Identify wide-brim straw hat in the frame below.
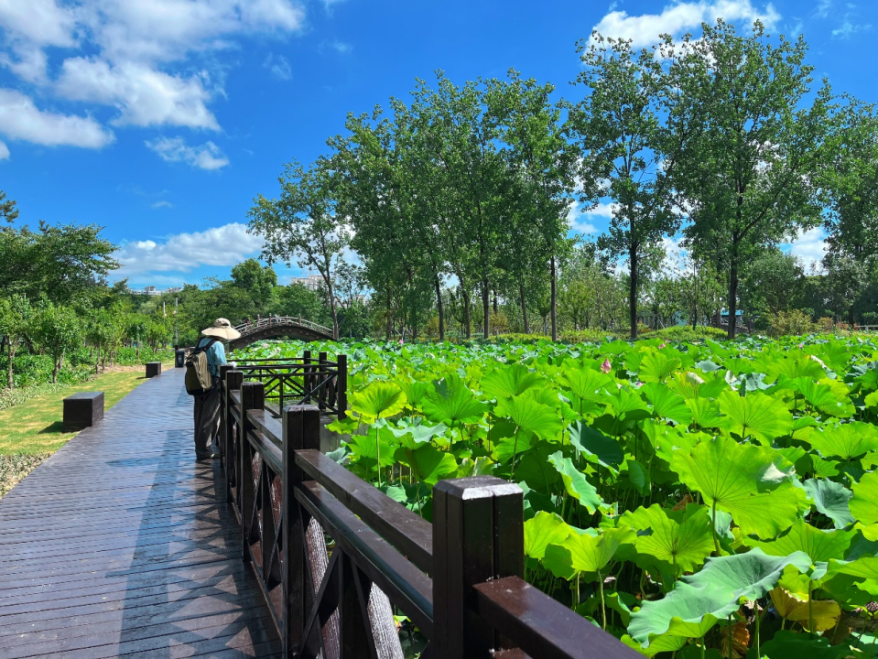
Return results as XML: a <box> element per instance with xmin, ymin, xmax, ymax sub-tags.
<box><xmin>201</xmin><ymin>318</ymin><xmax>241</xmax><ymax>341</ymax></box>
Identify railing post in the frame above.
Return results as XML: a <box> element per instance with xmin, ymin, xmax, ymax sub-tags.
<box><xmin>282</xmin><ymin>404</ymin><xmax>321</xmax><ymax>657</ymax></box>
<box><xmin>318</xmin><ymin>351</ymin><xmax>328</xmax><ymax>411</ymax></box>
<box><xmin>303</xmin><ymin>350</ymin><xmax>312</xmax><ymax>404</ymax></box>
<box><xmin>240</xmin><ymin>381</ymin><xmax>264</xmax><ymax>564</ymax></box>
<box><xmin>223</xmin><ymin>369</ymin><xmax>243</xmax><ymax>503</ymax></box>
<box><xmin>337</xmin><ymin>354</ymin><xmax>347</xmax><ymax>420</ymax></box>
<box><xmin>432</xmin><ymin>477</ymin><xmax>524</xmax><ymax>659</ymax></box>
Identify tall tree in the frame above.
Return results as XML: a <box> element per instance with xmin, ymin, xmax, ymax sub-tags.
<box><xmin>567</xmin><ymin>34</ymin><xmax>680</xmax><ymax>339</ymax></box>
<box><xmin>248</xmin><ymin>158</ymin><xmax>347</xmax><ymax>339</ymax></box>
<box><xmin>493</xmin><ymin>70</ymin><xmax>578</xmax><ymax>341</ymax></box>
<box><xmin>0</xmin><ymin>295</ymin><xmax>31</xmax><ymax>389</ymax></box>
<box><xmin>666</xmin><ymin>20</ymin><xmax>831</xmax><ymax>337</ymax></box>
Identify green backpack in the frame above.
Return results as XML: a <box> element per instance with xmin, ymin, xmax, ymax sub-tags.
<box><xmin>184</xmin><ymin>338</ymin><xmax>219</xmax><ymax>396</ymax></box>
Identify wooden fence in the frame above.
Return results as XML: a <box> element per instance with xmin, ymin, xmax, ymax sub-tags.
<box><xmin>219</xmin><ymin>369</ymin><xmax>639</xmax><ymax>659</ymax></box>
<box><xmin>228</xmin><ymin>351</ymin><xmax>347</xmax><ymax>418</ymax></box>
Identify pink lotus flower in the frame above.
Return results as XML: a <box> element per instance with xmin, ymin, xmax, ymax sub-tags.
<box><xmin>601</xmin><ymin>358</ymin><xmax>612</xmax><ymax>374</ymax></box>
<box><xmin>659</xmin><ymin>343</ymin><xmax>667</xmax><ymax>349</ymax></box>
<box><xmin>798</xmin><ymin>343</ymin><xmax>804</xmax><ymax>349</ymax></box>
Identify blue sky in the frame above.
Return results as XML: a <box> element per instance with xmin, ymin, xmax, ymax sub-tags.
<box><xmin>0</xmin><ymin>0</ymin><xmax>874</xmax><ymax>289</ymax></box>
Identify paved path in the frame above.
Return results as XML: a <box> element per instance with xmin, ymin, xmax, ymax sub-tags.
<box><xmin>0</xmin><ymin>368</ymin><xmax>281</xmax><ymax>658</ymax></box>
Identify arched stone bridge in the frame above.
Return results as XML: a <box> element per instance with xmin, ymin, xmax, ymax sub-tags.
<box><xmin>229</xmin><ymin>316</ymin><xmax>334</xmax><ymax>349</ymax></box>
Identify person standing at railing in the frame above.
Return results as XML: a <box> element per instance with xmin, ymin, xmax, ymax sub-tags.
<box><xmin>192</xmin><ymin>318</ymin><xmax>240</xmax><ymax>460</ymax></box>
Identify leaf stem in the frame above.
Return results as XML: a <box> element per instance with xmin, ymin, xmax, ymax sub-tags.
<box><xmin>598</xmin><ymin>569</ymin><xmax>607</xmax><ymax>630</ymax></box>
<box><xmin>509</xmin><ymin>427</ymin><xmax>521</xmax><ymax>480</ymax></box>
<box><xmin>711</xmin><ymin>500</ymin><xmax>720</xmax><ymax>554</ymax></box>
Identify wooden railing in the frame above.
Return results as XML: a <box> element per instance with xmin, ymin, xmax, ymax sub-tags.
<box><xmin>228</xmin><ymin>351</ymin><xmax>347</xmax><ymax>418</ymax></box>
<box><xmin>219</xmin><ymin>371</ymin><xmax>639</xmax><ymax>659</ymax></box>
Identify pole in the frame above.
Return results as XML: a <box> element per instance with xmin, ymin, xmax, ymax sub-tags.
<box><xmin>174</xmin><ymin>297</ymin><xmax>179</xmax><ymax>346</ymax></box>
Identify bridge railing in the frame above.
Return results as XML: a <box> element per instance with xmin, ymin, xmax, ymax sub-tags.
<box><xmin>234</xmin><ymin>316</ymin><xmax>334</xmax><ymax>338</ymax></box>
<box><xmin>226</xmin><ymin>351</ymin><xmax>347</xmax><ymax>418</ymax></box>
<box><xmin>218</xmin><ymin>373</ymin><xmax>639</xmax><ymax>659</ymax></box>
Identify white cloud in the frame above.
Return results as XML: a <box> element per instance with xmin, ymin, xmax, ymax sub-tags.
<box><xmin>815</xmin><ymin>0</ymin><xmax>832</xmax><ymax>19</ymax></box>
<box><xmin>0</xmin><ymin>0</ymin><xmax>309</xmax><ymax>147</ymax></box>
<box><xmin>329</xmin><ymin>40</ymin><xmax>352</xmax><ymax>54</ymax></box>
<box><xmin>146</xmin><ymin>137</ymin><xmax>230</xmax><ymax>170</ymax></box>
<box><xmin>321</xmin><ymin>0</ymin><xmax>346</xmax><ymax>13</ymax></box>
<box><xmin>784</xmin><ymin>226</ymin><xmax>827</xmax><ymax>267</ymax></box>
<box><xmin>151</xmin><ymin>200</ymin><xmax>173</xmax><ymax>209</ymax></box>
<box><xmin>832</xmin><ymin>15</ymin><xmax>872</xmax><ymax>38</ymax></box>
<box><xmin>263</xmin><ymin>53</ymin><xmax>292</xmax><ymax>81</ymax></box>
<box><xmin>114</xmin><ymin>222</ymin><xmax>264</xmax><ymax>277</ymax></box>
<box><xmin>0</xmin><ymin>88</ymin><xmax>114</xmax><ymax>147</ymax></box>
<box><xmin>567</xmin><ymin>201</ymin><xmax>601</xmax><ymax>235</ymax></box>
<box><xmin>56</xmin><ymin>58</ymin><xmax>218</xmax><ymax>129</ymax></box>
<box><xmin>591</xmin><ymin>0</ymin><xmax>781</xmax><ymax>48</ymax></box>
<box><xmin>0</xmin><ymin>140</ymin><xmax>8</xmax><ymax>160</ymax></box>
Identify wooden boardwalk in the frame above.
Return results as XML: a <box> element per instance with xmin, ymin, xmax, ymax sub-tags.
<box><xmin>0</xmin><ymin>369</ymin><xmax>281</xmax><ymax>658</ymax></box>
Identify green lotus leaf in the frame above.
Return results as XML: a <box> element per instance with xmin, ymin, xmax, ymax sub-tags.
<box><xmin>524</xmin><ymin>511</ymin><xmax>570</xmax><ymax>560</ymax></box>
<box><xmin>393</xmin><ymin>443</ymin><xmax>457</xmax><ymax>486</ymax></box>
<box><xmin>492</xmin><ymin>431</ymin><xmax>536</xmax><ymax>464</ymax></box>
<box><xmin>685</xmin><ymin>397</ymin><xmax>726</xmax><ymax>430</ymax></box>
<box><xmin>604</xmin><ymin>388</ymin><xmax>651</xmax><ymax>422</ymax></box>
<box><xmin>641</xmin><ymin>383</ymin><xmax>693</xmax><ymax>425</ymax></box>
<box><xmin>346</xmin><ymin>424</ymin><xmax>397</xmax><ymax>469</ymax></box>
<box><xmin>560</xmin><ymin>368</ymin><xmax>614</xmax><ymax>415</ymax></box>
<box><xmin>422</xmin><ymin>375</ymin><xmax>487</xmax><ymax>426</ymax></box>
<box><xmin>695</xmin><ymin>359</ymin><xmax>721</xmax><ymax>373</ymax></box>
<box><xmin>568</xmin><ymin>420</ymin><xmax>624</xmax><ymax>468</ymax></box>
<box><xmin>767</xmin><ymin>356</ymin><xmax>826</xmax><ymax>381</ymax></box>
<box><xmin>350</xmin><ymin>381</ymin><xmax>407</xmax><ymax>422</ymax></box>
<box><xmin>792</xmin><ymin>378</ymin><xmax>854</xmax><ymax>418</ymax></box>
<box><xmin>639</xmin><ymin>351</ymin><xmax>682</xmax><ymax>383</ymax></box>
<box><xmin>606</xmin><ymin>591</ymin><xmax>637</xmax><ymax>627</ymax></box>
<box><xmin>750</xmin><ymin>518</ymin><xmax>855</xmax><ymax>562</ymax></box>
<box><xmin>562</xmin><ymin>525</ymin><xmax>635</xmax><ymax>574</ymax></box>
<box><xmin>850</xmin><ymin>470</ymin><xmax>878</xmax><ymax>526</ymax></box>
<box><xmin>717</xmin><ymin>390</ymin><xmax>793</xmax><ymax>444</ymax></box>
<box><xmin>547</xmin><ymin>451</ymin><xmax>603</xmax><ymax>513</ymax></box>
<box><xmin>626</xmin><ymin>459</ymin><xmax>650</xmax><ymax>496</ymax></box>
<box><xmin>628</xmin><ymin>549</ymin><xmax>813</xmax><ymax>646</ymax></box>
<box><xmin>496</xmin><ymin>390</ymin><xmax>562</xmax><ymax>441</ymax></box>
<box><xmin>516</xmin><ymin>443</ymin><xmax>563</xmax><ymax>492</ymax></box>
<box><xmin>759</xmin><ymin>630</ymin><xmax>851</xmax><ymax>659</ymax></box>
<box><xmin>806</xmin><ymin>422</ymin><xmax>878</xmax><ymax>461</ymax></box>
<box><xmin>671</xmin><ymin>435</ymin><xmax>800</xmax><ymax>538</ymax></box>
<box><xmin>620</xmin><ymin>504</ymin><xmax>715</xmax><ymax>578</ymax></box>
<box><xmin>621</xmin><ymin>633</ymin><xmax>688</xmax><ymax>658</ymax></box>
<box><xmin>388</xmin><ymin>417</ymin><xmax>447</xmax><ymax>450</ymax></box>
<box><xmin>397</xmin><ymin>380</ymin><xmax>433</xmax><ymax>410</ymax></box>
<box><xmin>480</xmin><ymin>364</ymin><xmax>546</xmax><ymax>401</ymax></box>
<box><xmin>804</xmin><ymin>478</ymin><xmax>854</xmax><ymax>529</ymax></box>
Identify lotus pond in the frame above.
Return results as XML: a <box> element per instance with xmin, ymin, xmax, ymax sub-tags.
<box><xmin>235</xmin><ymin>335</ymin><xmax>878</xmax><ymax>658</ymax></box>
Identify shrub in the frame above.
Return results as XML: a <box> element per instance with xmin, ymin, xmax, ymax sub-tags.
<box><xmin>768</xmin><ymin>310</ymin><xmax>816</xmax><ymax>336</ymax></box>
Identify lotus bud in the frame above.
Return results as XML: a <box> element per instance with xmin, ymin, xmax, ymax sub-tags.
<box><xmin>601</xmin><ymin>358</ymin><xmax>612</xmax><ymax>374</ymax></box>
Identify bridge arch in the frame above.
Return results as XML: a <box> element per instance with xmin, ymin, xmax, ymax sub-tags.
<box><xmin>229</xmin><ymin>316</ymin><xmax>334</xmax><ymax>350</ymax></box>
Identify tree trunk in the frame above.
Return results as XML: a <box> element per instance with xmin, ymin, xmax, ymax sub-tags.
<box><xmin>52</xmin><ymin>356</ymin><xmax>60</xmax><ymax>384</ymax></box>
<box><xmin>728</xmin><ymin>261</ymin><xmax>739</xmax><ymax>339</ymax></box>
<box><xmin>6</xmin><ymin>340</ymin><xmax>13</xmax><ymax>390</ymax></box>
<box><xmin>434</xmin><ymin>276</ymin><xmax>445</xmax><ymax>341</ymax></box>
<box><xmin>493</xmin><ymin>290</ymin><xmax>499</xmax><ymax>315</ymax></box>
<box><xmin>519</xmin><ymin>281</ymin><xmax>530</xmax><ymax>334</ymax></box>
<box><xmin>482</xmin><ymin>280</ymin><xmax>490</xmax><ymax>339</ymax></box>
<box><xmin>629</xmin><ymin>247</ymin><xmax>638</xmax><ymax>340</ymax></box>
<box><xmin>386</xmin><ymin>288</ymin><xmax>392</xmax><ymax>341</ymax></box>
<box><xmin>462</xmin><ymin>289</ymin><xmax>471</xmax><ymax>340</ymax></box>
<box><xmin>550</xmin><ymin>255</ymin><xmax>558</xmax><ymax>342</ymax></box>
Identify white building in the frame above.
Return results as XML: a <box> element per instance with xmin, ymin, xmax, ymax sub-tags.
<box><xmin>290</xmin><ymin>275</ymin><xmax>323</xmax><ymax>291</ymax></box>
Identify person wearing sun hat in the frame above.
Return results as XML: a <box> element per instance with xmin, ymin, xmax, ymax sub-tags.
<box><xmin>192</xmin><ymin>318</ymin><xmax>241</xmax><ymax>460</ymax></box>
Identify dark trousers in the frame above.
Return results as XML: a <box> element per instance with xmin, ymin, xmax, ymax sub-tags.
<box><xmin>193</xmin><ymin>385</ymin><xmax>220</xmax><ymax>456</ymax></box>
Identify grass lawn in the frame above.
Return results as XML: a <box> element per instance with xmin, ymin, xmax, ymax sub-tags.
<box><xmin>0</xmin><ymin>368</ymin><xmax>164</xmax><ymax>455</ymax></box>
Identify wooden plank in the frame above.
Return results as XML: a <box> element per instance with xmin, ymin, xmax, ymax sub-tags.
<box><xmin>0</xmin><ymin>369</ymin><xmax>281</xmax><ymax>658</ymax></box>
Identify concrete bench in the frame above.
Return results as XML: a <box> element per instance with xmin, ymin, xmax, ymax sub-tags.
<box><xmin>63</xmin><ymin>392</ymin><xmax>104</xmax><ymax>433</ymax></box>
<box><xmin>146</xmin><ymin>362</ymin><xmax>162</xmax><ymax>378</ymax></box>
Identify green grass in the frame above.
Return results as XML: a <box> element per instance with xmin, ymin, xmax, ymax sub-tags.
<box><xmin>0</xmin><ymin>368</ymin><xmax>164</xmax><ymax>455</ymax></box>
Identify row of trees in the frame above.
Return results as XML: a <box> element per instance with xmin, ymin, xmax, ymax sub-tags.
<box><xmin>248</xmin><ymin>20</ymin><xmax>878</xmax><ymax>339</ymax></box>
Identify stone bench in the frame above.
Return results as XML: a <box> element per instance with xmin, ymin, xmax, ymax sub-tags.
<box><xmin>146</xmin><ymin>362</ymin><xmax>162</xmax><ymax>378</ymax></box>
<box><xmin>63</xmin><ymin>392</ymin><xmax>104</xmax><ymax>433</ymax></box>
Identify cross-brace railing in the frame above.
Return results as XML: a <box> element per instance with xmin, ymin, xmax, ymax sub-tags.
<box><xmin>219</xmin><ymin>372</ymin><xmax>640</xmax><ymax>659</ymax></box>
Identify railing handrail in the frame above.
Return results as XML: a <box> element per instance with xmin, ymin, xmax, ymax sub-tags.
<box><xmin>219</xmin><ymin>366</ymin><xmax>638</xmax><ymax>659</ymax></box>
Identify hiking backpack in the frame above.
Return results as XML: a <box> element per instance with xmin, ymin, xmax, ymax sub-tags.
<box><xmin>184</xmin><ymin>339</ymin><xmax>219</xmax><ymax>396</ymax></box>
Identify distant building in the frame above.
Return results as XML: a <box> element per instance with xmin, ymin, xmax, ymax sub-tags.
<box><xmin>143</xmin><ymin>286</ymin><xmax>161</xmax><ymax>296</ymax></box>
<box><xmin>166</xmin><ymin>287</ymin><xmax>182</xmax><ymax>294</ymax></box>
<box><xmin>290</xmin><ymin>275</ymin><xmax>323</xmax><ymax>291</ymax></box>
